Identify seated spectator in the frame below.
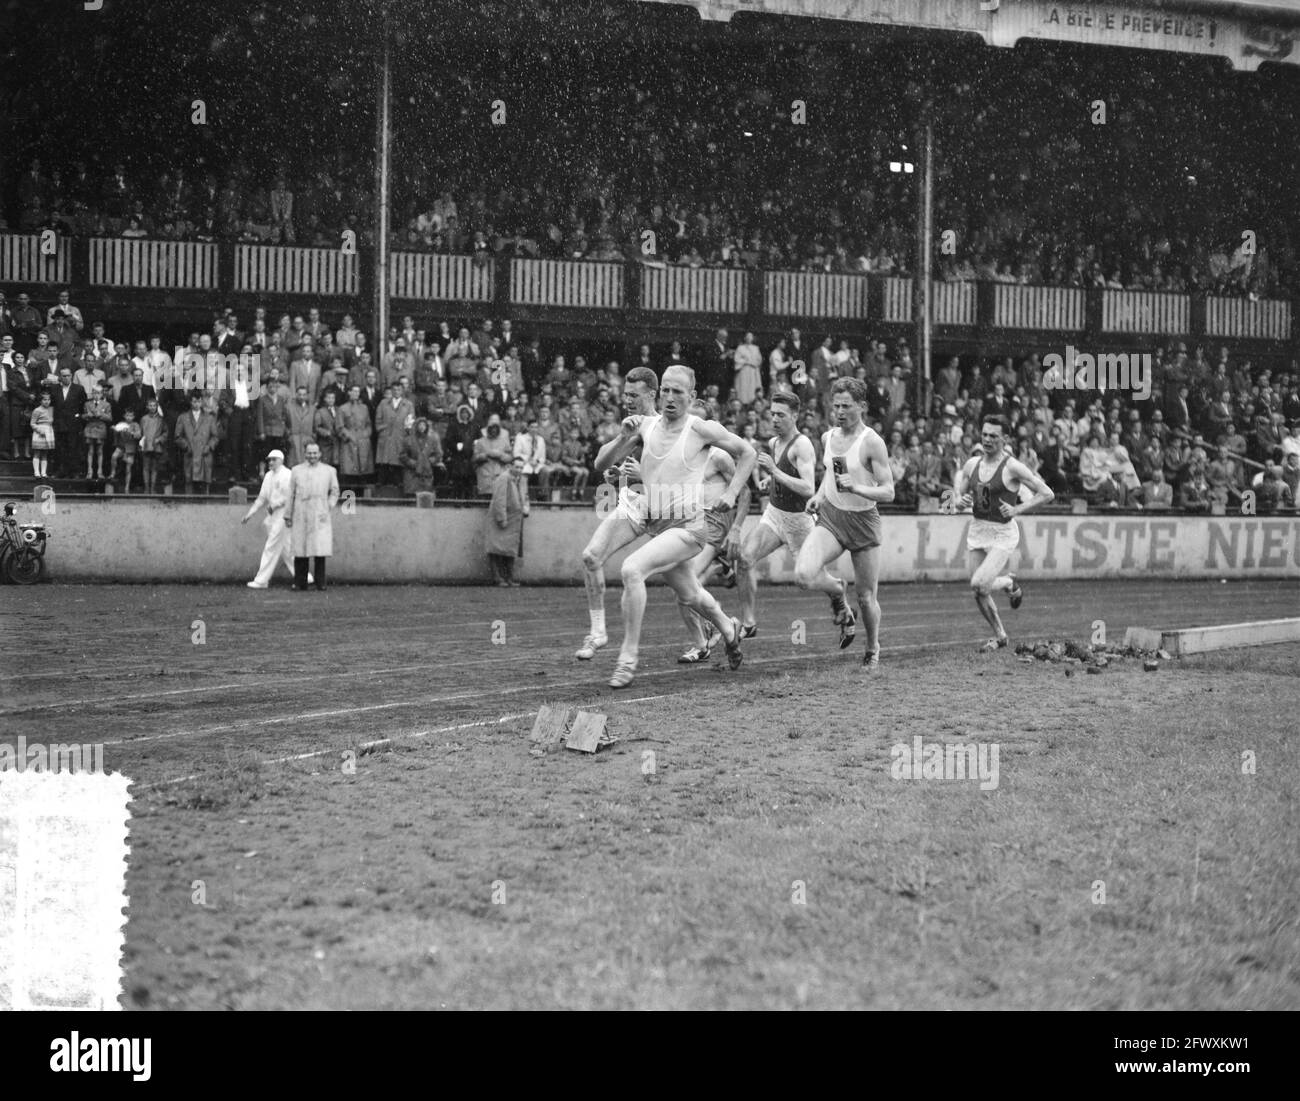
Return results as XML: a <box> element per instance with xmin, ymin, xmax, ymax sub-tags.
<box><xmin>1139</xmin><ymin>468</ymin><xmax>1173</xmax><ymax>510</ymax></box>
<box><xmin>1178</xmin><ymin>450</ymin><xmax>1213</xmax><ymax>512</ymax></box>
<box><xmin>1079</xmin><ymin>431</ymin><xmax>1121</xmax><ymax>507</ymax></box>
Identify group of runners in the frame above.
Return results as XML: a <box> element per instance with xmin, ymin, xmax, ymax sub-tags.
<box><xmin>573</xmin><ymin>365</ymin><xmax>1054</xmax><ymax>688</ymax></box>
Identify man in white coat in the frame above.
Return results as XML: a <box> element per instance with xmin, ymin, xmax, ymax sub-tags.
<box><xmin>240</xmin><ymin>449</ymin><xmax>310</xmax><ymax>588</ymax></box>
<box><xmin>285</xmin><ymin>441</ymin><xmax>340</xmax><ymax>591</ymax></box>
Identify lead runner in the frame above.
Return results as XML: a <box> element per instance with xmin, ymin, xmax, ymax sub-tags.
<box><xmin>794</xmin><ymin>378</ymin><xmax>893</xmax><ymax>669</ymax></box>
<box><xmin>952</xmin><ymin>414</ymin><xmax>1054</xmax><ymax>650</ymax></box>
<box><xmin>597</xmin><ymin>365</ymin><xmax>756</xmax><ymax>688</ymax></box>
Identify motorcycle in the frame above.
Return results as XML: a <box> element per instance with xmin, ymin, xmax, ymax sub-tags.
<box><xmin>0</xmin><ymin>501</ymin><xmax>50</xmax><ymax>584</ymax></box>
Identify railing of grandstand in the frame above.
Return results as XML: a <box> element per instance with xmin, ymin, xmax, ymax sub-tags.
<box><xmin>1102</xmin><ymin>289</ymin><xmax>1191</xmax><ymax>335</ymax></box>
<box><xmin>234</xmin><ymin>244</ymin><xmax>358</xmax><ymax>297</ymax></box>
<box><xmin>89</xmin><ymin>237</ymin><xmax>218</xmax><ymax>290</ymax></box>
<box><xmin>765</xmin><ymin>272</ymin><xmax>869</xmax><ymax>319</ymax></box>
<box><xmin>0</xmin><ymin>233</ymin><xmax>70</xmax><ymax>285</ymax></box>
<box><xmin>640</xmin><ymin>264</ymin><xmax>746</xmax><ymax>314</ymax></box>
<box><xmin>2</xmin><ymin>234</ymin><xmax>1295</xmax><ymax>347</ymax></box>
<box><xmin>880</xmin><ymin>278</ymin><xmax>977</xmax><ymax>326</ymax></box>
<box><xmin>881</xmin><ymin>276</ymin><xmax>910</xmax><ymax>323</ymax></box>
<box><xmin>993</xmin><ymin>284</ymin><xmax>1086</xmax><ymax>331</ymax></box>
<box><xmin>511</xmin><ymin>259</ymin><xmax>624</xmax><ymax>309</ymax></box>
<box><xmin>1205</xmin><ymin>295</ymin><xmax>1291</xmax><ymax>341</ymax></box>
<box><xmin>390</xmin><ymin>252</ymin><xmax>493</xmax><ymax>302</ymax></box>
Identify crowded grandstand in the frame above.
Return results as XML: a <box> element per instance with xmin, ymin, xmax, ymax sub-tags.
<box><xmin>2</xmin><ymin>0</ymin><xmax>1298</xmax><ymax>514</ymax></box>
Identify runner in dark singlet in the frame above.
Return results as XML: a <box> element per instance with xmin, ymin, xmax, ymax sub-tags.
<box><xmin>953</xmin><ymin>415</ymin><xmax>1055</xmax><ymax>650</ymax></box>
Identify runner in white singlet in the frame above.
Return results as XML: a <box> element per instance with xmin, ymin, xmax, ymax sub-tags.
<box><xmin>796</xmin><ymin>377</ymin><xmax>894</xmax><ymax>669</ymax></box>
<box><xmin>595</xmin><ymin>365</ymin><xmax>757</xmax><ymax>688</ymax></box>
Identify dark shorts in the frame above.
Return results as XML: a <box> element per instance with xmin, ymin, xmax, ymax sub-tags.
<box><xmin>816</xmin><ymin>500</ymin><xmax>882</xmax><ymax>554</ymax></box>
<box><xmin>704</xmin><ymin>505</ymin><xmax>736</xmax><ymax>552</ymax></box>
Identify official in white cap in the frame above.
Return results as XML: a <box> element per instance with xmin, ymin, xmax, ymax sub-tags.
<box><xmin>241</xmin><ymin>449</ymin><xmax>310</xmax><ymax>588</ymax></box>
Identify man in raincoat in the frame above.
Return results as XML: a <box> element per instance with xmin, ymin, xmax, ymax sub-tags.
<box><xmin>486</xmin><ymin>454</ymin><xmax>529</xmax><ymax>586</ymax></box>
<box><xmin>285</xmin><ymin>441</ymin><xmax>339</xmax><ymax>591</ymax></box>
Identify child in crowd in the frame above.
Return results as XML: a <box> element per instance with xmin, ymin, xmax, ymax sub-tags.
<box><xmin>109</xmin><ymin>409</ymin><xmax>143</xmax><ymax>493</ymax></box>
<box><xmin>30</xmin><ymin>391</ymin><xmax>54</xmax><ymax>478</ymax></box>
<box><xmin>82</xmin><ymin>381</ymin><xmax>114</xmax><ymax>479</ymax></box>
<box><xmin>139</xmin><ymin>397</ymin><xmax>168</xmax><ymax>494</ymax></box>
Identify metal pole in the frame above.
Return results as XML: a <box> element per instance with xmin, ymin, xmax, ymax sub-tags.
<box><xmin>913</xmin><ymin>115</ymin><xmax>933</xmax><ymax>416</ymax></box>
<box><xmin>374</xmin><ymin>3</ymin><xmax>391</xmax><ymax>363</ymax></box>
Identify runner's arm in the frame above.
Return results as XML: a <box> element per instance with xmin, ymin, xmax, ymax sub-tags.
<box><xmin>693</xmin><ymin>419</ymin><xmax>756</xmax><ymax>508</ymax></box>
<box><xmin>952</xmin><ymin>456</ymin><xmax>979</xmax><ymax>507</ymax></box>
<box><xmin>806</xmin><ymin>432</ymin><xmax>830</xmax><ymax>512</ymax></box>
<box><xmin>999</xmin><ymin>458</ymin><xmax>1054</xmax><ymax>518</ymax></box>
<box><xmin>595</xmin><ymin>416</ymin><xmax>645</xmax><ymax>470</ymax></box>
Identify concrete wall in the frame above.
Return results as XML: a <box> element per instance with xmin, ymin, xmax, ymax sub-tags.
<box><xmin>10</xmin><ymin>495</ymin><xmax>1300</xmax><ymax>583</ymax></box>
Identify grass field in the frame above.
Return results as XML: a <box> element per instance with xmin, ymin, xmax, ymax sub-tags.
<box><xmin>4</xmin><ymin>579</ymin><xmax>1298</xmax><ymax>1009</ymax></box>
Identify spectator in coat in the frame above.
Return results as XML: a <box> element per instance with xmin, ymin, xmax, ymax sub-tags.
<box><xmin>486</xmin><ymin>455</ymin><xmax>529</xmax><ymax>586</ymax></box>
<box><xmin>174</xmin><ymin>391</ymin><xmax>218</xmax><ymax>493</ymax></box>
<box><xmin>472</xmin><ymin>413</ymin><xmax>513</xmax><ymax>496</ymax></box>
<box><xmin>313</xmin><ymin>389</ymin><xmax>343</xmax><ymax>465</ymax></box>
<box><xmin>443</xmin><ymin>405</ymin><xmax>477</xmax><ymax>497</ymax></box>
<box><xmin>337</xmin><ymin>385</ymin><xmax>375</xmax><ymax>479</ymax></box>
<box><xmin>374</xmin><ymin>385</ymin><xmax>415</xmax><ymax>486</ymax></box>
<box><xmin>400</xmin><ymin>417</ymin><xmax>444</xmax><ymax>495</ymax></box>
<box><xmin>285</xmin><ymin>443</ymin><xmax>339</xmax><ymax>591</ymax></box>
<box><xmin>50</xmin><ymin>367</ymin><xmax>87</xmax><ymax>478</ymax></box>
<box><xmin>286</xmin><ymin>386</ymin><xmax>316</xmax><ymax>466</ymax></box>
<box><xmin>255</xmin><ymin>377</ymin><xmax>290</xmax><ymax>472</ymax></box>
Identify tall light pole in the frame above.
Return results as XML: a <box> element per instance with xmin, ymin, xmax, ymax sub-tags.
<box><xmin>912</xmin><ymin>111</ymin><xmax>934</xmax><ymax>416</ymax></box>
<box><xmin>374</xmin><ymin>0</ymin><xmax>392</xmax><ymax>361</ymax></box>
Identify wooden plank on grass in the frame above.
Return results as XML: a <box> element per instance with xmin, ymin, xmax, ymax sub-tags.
<box><xmin>565</xmin><ymin>711</ymin><xmax>608</xmax><ymax>754</ymax></box>
<box><xmin>530</xmin><ymin>705</ymin><xmax>571</xmax><ymax>745</ymax></box>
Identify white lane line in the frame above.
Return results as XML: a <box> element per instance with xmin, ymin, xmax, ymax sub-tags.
<box><xmin>6</xmin><ymin>580</ymin><xmax>1280</xmax><ymax>652</ymax></box>
<box><xmin>7</xmin><ymin>592</ymin><xmax>1274</xmax><ymax>710</ymax></box>
<box><xmin>19</xmin><ymin>617</ymin><xmax>983</xmax><ymax>716</ymax></box>
<box><xmin>103</xmin><ymin>640</ymin><xmax>977</xmax><ymax>752</ymax></box>
<box><xmin>142</xmin><ymin>693</ymin><xmax>674</xmax><ymax>788</ymax></box>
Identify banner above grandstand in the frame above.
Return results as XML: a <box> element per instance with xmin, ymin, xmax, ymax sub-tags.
<box><xmin>640</xmin><ymin>0</ymin><xmax>1300</xmax><ymax>70</ymax></box>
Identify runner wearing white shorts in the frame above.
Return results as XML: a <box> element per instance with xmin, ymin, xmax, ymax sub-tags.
<box><xmin>575</xmin><ymin>367</ymin><xmax>660</xmax><ymax>660</ymax></box>
<box><xmin>733</xmin><ymin>390</ymin><xmax>855</xmax><ymax>647</ymax></box>
<box><xmin>597</xmin><ymin>366</ymin><xmax>756</xmax><ymax>688</ymax></box>
<box><xmin>953</xmin><ymin>415</ymin><xmax>1055</xmax><ymax>651</ymax></box>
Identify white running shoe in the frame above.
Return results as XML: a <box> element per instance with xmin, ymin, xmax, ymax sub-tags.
<box><xmin>576</xmin><ymin>633</ymin><xmax>608</xmax><ymax>660</ymax></box>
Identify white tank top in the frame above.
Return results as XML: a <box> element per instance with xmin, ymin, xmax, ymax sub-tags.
<box><xmin>641</xmin><ymin>414</ymin><xmax>710</xmax><ymax>519</ymax></box>
<box><xmin>820</xmin><ymin>421</ymin><xmax>877</xmax><ymax>513</ymax></box>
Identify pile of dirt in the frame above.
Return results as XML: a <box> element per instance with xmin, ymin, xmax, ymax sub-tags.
<box><xmin>1014</xmin><ymin>638</ymin><xmax>1172</xmax><ymax>673</ymax></box>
